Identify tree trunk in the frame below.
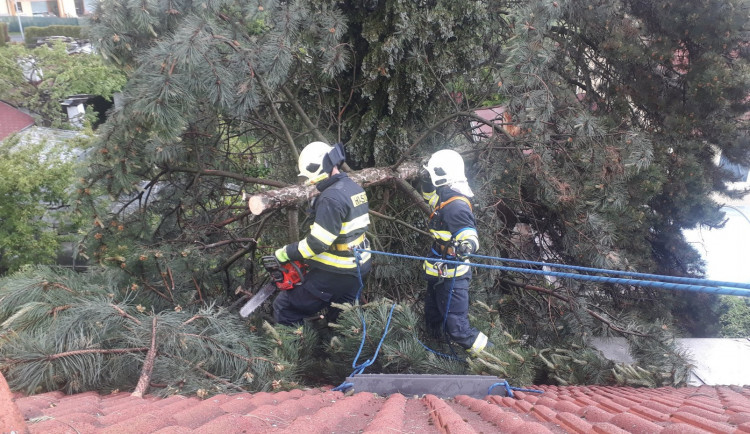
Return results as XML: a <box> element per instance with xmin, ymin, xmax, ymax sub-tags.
<box><xmin>247</xmin><ymin>162</ymin><xmax>422</xmax><ymax>215</ymax></box>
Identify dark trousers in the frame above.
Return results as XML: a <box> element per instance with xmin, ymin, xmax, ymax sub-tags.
<box><xmin>273</xmin><ymin>267</ymin><xmax>365</xmax><ymax>325</ymax></box>
<box><xmin>424</xmin><ymin>275</ymin><xmax>480</xmax><ymax>349</ymax></box>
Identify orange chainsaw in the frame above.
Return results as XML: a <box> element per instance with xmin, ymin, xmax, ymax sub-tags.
<box><xmin>239</xmin><ymin>256</ymin><xmax>307</xmax><ymax>318</ymax></box>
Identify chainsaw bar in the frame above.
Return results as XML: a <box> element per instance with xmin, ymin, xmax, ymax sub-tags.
<box><xmin>239</xmin><ymin>283</ymin><xmax>277</xmax><ymax>318</ymax></box>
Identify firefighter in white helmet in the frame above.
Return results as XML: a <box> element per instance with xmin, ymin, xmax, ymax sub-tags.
<box><xmin>272</xmin><ymin>142</ymin><xmax>371</xmax><ymax>325</ymax></box>
<box><xmin>419</xmin><ymin>149</ymin><xmax>490</xmax><ymax>357</ymax></box>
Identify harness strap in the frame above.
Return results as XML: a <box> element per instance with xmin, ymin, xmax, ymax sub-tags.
<box><xmin>429</xmin><ymin>196</ymin><xmax>473</xmax><ymax>220</ymax></box>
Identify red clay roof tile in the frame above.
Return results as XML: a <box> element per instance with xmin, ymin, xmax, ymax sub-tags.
<box><xmin>609</xmin><ymin>412</ymin><xmax>664</xmax><ymax>432</ymax></box>
<box><xmin>670</xmin><ymin>411</ymin><xmax>735</xmax><ymax>433</ymax></box>
<box><xmin>362</xmin><ymin>393</ymin><xmax>407</xmax><ymax>432</ymax></box>
<box><xmin>0</xmin><ymin>375</ymin><xmax>26</xmax><ymax>433</ymax></box>
<box><xmin>578</xmin><ymin>404</ymin><xmax>614</xmax><ymax>423</ymax></box>
<box><xmin>738</xmin><ymin>421</ymin><xmax>750</xmax><ymax>433</ymax></box>
<box><xmin>6</xmin><ymin>374</ymin><xmax>750</xmax><ymax>434</ymax></box>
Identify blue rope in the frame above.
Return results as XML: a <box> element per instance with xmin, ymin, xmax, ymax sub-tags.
<box><xmin>439</xmin><ymin>268</ymin><xmax>462</xmax><ymax>361</ymax></box>
<box><xmin>468</xmin><ymin>253</ymin><xmax>750</xmax><ymax>290</ymax></box>
<box><xmin>488</xmin><ymin>380</ymin><xmax>544</xmax><ymax>398</ymax></box>
<box><xmin>416</xmin><ymin>338</ymin><xmax>463</xmax><ymax>361</ymax></box>
<box><xmin>333</xmin><ymin>249</ymin><xmax>397</xmax><ymax>392</ymax></box>
<box><xmin>353</xmin><ymin>249</ymin><xmax>750</xmax><ymax>298</ymax></box>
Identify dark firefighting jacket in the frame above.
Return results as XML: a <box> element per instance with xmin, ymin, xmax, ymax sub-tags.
<box><xmin>284</xmin><ymin>173</ymin><xmax>371</xmax><ymax>275</ymax></box>
<box><xmin>422</xmin><ymin>187</ymin><xmax>479</xmax><ymax>278</ymax></box>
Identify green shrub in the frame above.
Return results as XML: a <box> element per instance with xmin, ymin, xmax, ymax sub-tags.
<box><xmin>24</xmin><ymin>25</ymin><xmax>82</xmax><ymax>47</ymax></box>
<box><xmin>719</xmin><ymin>297</ymin><xmax>750</xmax><ymax>338</ymax></box>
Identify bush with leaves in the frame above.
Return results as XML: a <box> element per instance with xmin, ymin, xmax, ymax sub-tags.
<box><xmin>0</xmin><ymin>135</ymin><xmax>87</xmax><ymax>275</ymax></box>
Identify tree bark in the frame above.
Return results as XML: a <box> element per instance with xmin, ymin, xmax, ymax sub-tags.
<box><xmin>132</xmin><ymin>316</ymin><xmax>158</xmax><ymax>398</ymax></box>
<box><xmin>247</xmin><ymin>161</ymin><xmax>422</xmax><ymax>215</ymax></box>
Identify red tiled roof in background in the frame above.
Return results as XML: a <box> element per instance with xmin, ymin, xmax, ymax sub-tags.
<box><xmin>0</xmin><ymin>100</ymin><xmax>35</xmax><ymax>141</ymax></box>
<box><xmin>0</xmin><ymin>371</ymin><xmax>26</xmax><ymax>433</ymax></box>
<box><xmin>5</xmin><ymin>373</ymin><xmax>750</xmax><ymax>434</ymax></box>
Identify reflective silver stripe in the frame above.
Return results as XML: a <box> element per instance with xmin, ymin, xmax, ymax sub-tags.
<box><xmin>424</xmin><ymin>190</ymin><xmax>438</xmax><ymax>209</ymax></box>
<box><xmin>466</xmin><ymin>332</ymin><xmax>488</xmax><ymax>357</ymax></box>
<box><xmin>454</xmin><ymin>229</ymin><xmax>478</xmax><ymax>241</ymax></box>
<box><xmin>297</xmin><ymin>239</ymin><xmax>315</xmax><ymax>258</ymax></box>
<box><xmin>310</xmin><ymin>223</ymin><xmax>337</xmax><ymax>245</ymax></box>
<box><xmin>340</xmin><ymin>214</ymin><xmax>370</xmax><ymax>233</ymax></box>
<box><xmin>455</xmin><ymin>229</ymin><xmax>479</xmax><ymax>251</ymax></box>
<box><xmin>430</xmin><ymin>229</ymin><xmax>452</xmax><ymax>241</ymax></box>
<box><xmin>311</xmin><ymin>251</ymin><xmax>372</xmax><ymax>268</ymax></box>
<box><xmin>422</xmin><ymin>260</ymin><xmax>470</xmax><ymax>277</ymax></box>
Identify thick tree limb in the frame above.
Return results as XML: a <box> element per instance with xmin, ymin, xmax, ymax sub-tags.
<box><xmin>132</xmin><ymin>316</ymin><xmax>158</xmax><ymax>398</ymax></box>
<box><xmin>247</xmin><ymin>161</ymin><xmax>422</xmax><ymax>215</ymax></box>
<box><xmin>393</xmin><ymin>178</ymin><xmax>431</xmax><ymax>215</ymax></box>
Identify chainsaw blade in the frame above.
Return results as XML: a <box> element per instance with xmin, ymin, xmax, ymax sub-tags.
<box><xmin>239</xmin><ymin>283</ymin><xmax>277</xmax><ymax>318</ymax></box>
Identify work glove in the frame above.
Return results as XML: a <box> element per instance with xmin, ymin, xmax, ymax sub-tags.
<box><xmin>419</xmin><ymin>167</ymin><xmax>435</xmax><ymax>193</ymax></box>
<box><xmin>455</xmin><ymin>240</ymin><xmax>475</xmax><ymax>260</ymax></box>
<box><xmin>274</xmin><ymin>247</ymin><xmax>290</xmax><ymax>263</ymax></box>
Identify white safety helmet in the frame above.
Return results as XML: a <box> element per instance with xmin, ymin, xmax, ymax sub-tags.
<box><xmin>297</xmin><ymin>141</ymin><xmax>333</xmax><ymax>184</ymax></box>
<box><xmin>424</xmin><ymin>149</ymin><xmax>467</xmax><ymax>187</ymax></box>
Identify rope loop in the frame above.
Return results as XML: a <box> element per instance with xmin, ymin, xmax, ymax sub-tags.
<box><xmin>488</xmin><ymin>380</ymin><xmax>544</xmax><ymax>398</ymax></box>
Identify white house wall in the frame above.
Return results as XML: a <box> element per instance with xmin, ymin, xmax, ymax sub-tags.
<box><xmin>4</xmin><ymin>0</ymin><xmax>78</xmax><ymax>17</ymax></box>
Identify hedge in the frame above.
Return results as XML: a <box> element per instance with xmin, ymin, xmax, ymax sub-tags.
<box><xmin>0</xmin><ymin>16</ymin><xmax>79</xmax><ymax>33</ymax></box>
<box><xmin>24</xmin><ymin>25</ymin><xmax>83</xmax><ymax>47</ymax></box>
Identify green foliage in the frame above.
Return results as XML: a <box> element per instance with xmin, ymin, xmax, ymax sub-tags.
<box><xmin>0</xmin><ymin>17</ymin><xmax>79</xmax><ymax>33</ymax></box>
<box><xmin>0</xmin><ymin>266</ymin><xmax>307</xmax><ymax>395</ymax></box>
<box><xmin>718</xmin><ymin>297</ymin><xmax>750</xmax><ymax>337</ymax></box>
<box><xmin>0</xmin><ymin>42</ymin><xmax>126</xmax><ymax>127</ymax></box>
<box><xmin>1</xmin><ymin>0</ymin><xmax>746</xmax><ymax>396</ymax></box>
<box><xmin>23</xmin><ymin>25</ymin><xmax>82</xmax><ymax>47</ymax></box>
<box><xmin>0</xmin><ymin>136</ymin><xmax>85</xmax><ymax>275</ymax></box>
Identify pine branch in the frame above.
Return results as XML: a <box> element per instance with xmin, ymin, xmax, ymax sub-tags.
<box><xmin>192</xmin><ymin>363</ymin><xmax>246</xmax><ymax>392</ymax></box>
<box><xmin>257</xmin><ymin>76</ymin><xmax>299</xmax><ymax>161</ymax></box>
<box><xmin>110</xmin><ymin>304</ymin><xmax>142</xmax><ymax>325</ymax></box>
<box><xmin>196</xmin><ymin>238</ymin><xmax>257</xmax><ymax>250</ymax></box>
<box><xmin>280</xmin><ymin>84</ymin><xmax>328</xmax><ymax>144</ymax></box>
<box><xmin>132</xmin><ymin>316</ymin><xmax>158</xmax><ymax>398</ymax></box>
<box><xmin>392</xmin><ymin>178</ymin><xmax>430</xmax><ymax>215</ymax></box>
<box><xmin>368</xmin><ymin>210</ymin><xmax>431</xmax><ymax>237</ymax></box>
<box><xmin>499</xmin><ymin>278</ymin><xmax>648</xmax><ymax>337</ymax></box>
<box><xmin>178</xmin><ymin>332</ymin><xmax>278</xmax><ymax>366</ymax></box>
<box><xmin>167</xmin><ymin>167</ymin><xmax>289</xmax><ymax>188</ymax></box>
<box><xmin>2</xmin><ymin>347</ymin><xmax>149</xmax><ymax>367</ymax></box>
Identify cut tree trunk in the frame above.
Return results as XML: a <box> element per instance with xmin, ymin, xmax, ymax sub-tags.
<box><xmin>247</xmin><ymin>162</ymin><xmax>422</xmax><ymax>215</ymax></box>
